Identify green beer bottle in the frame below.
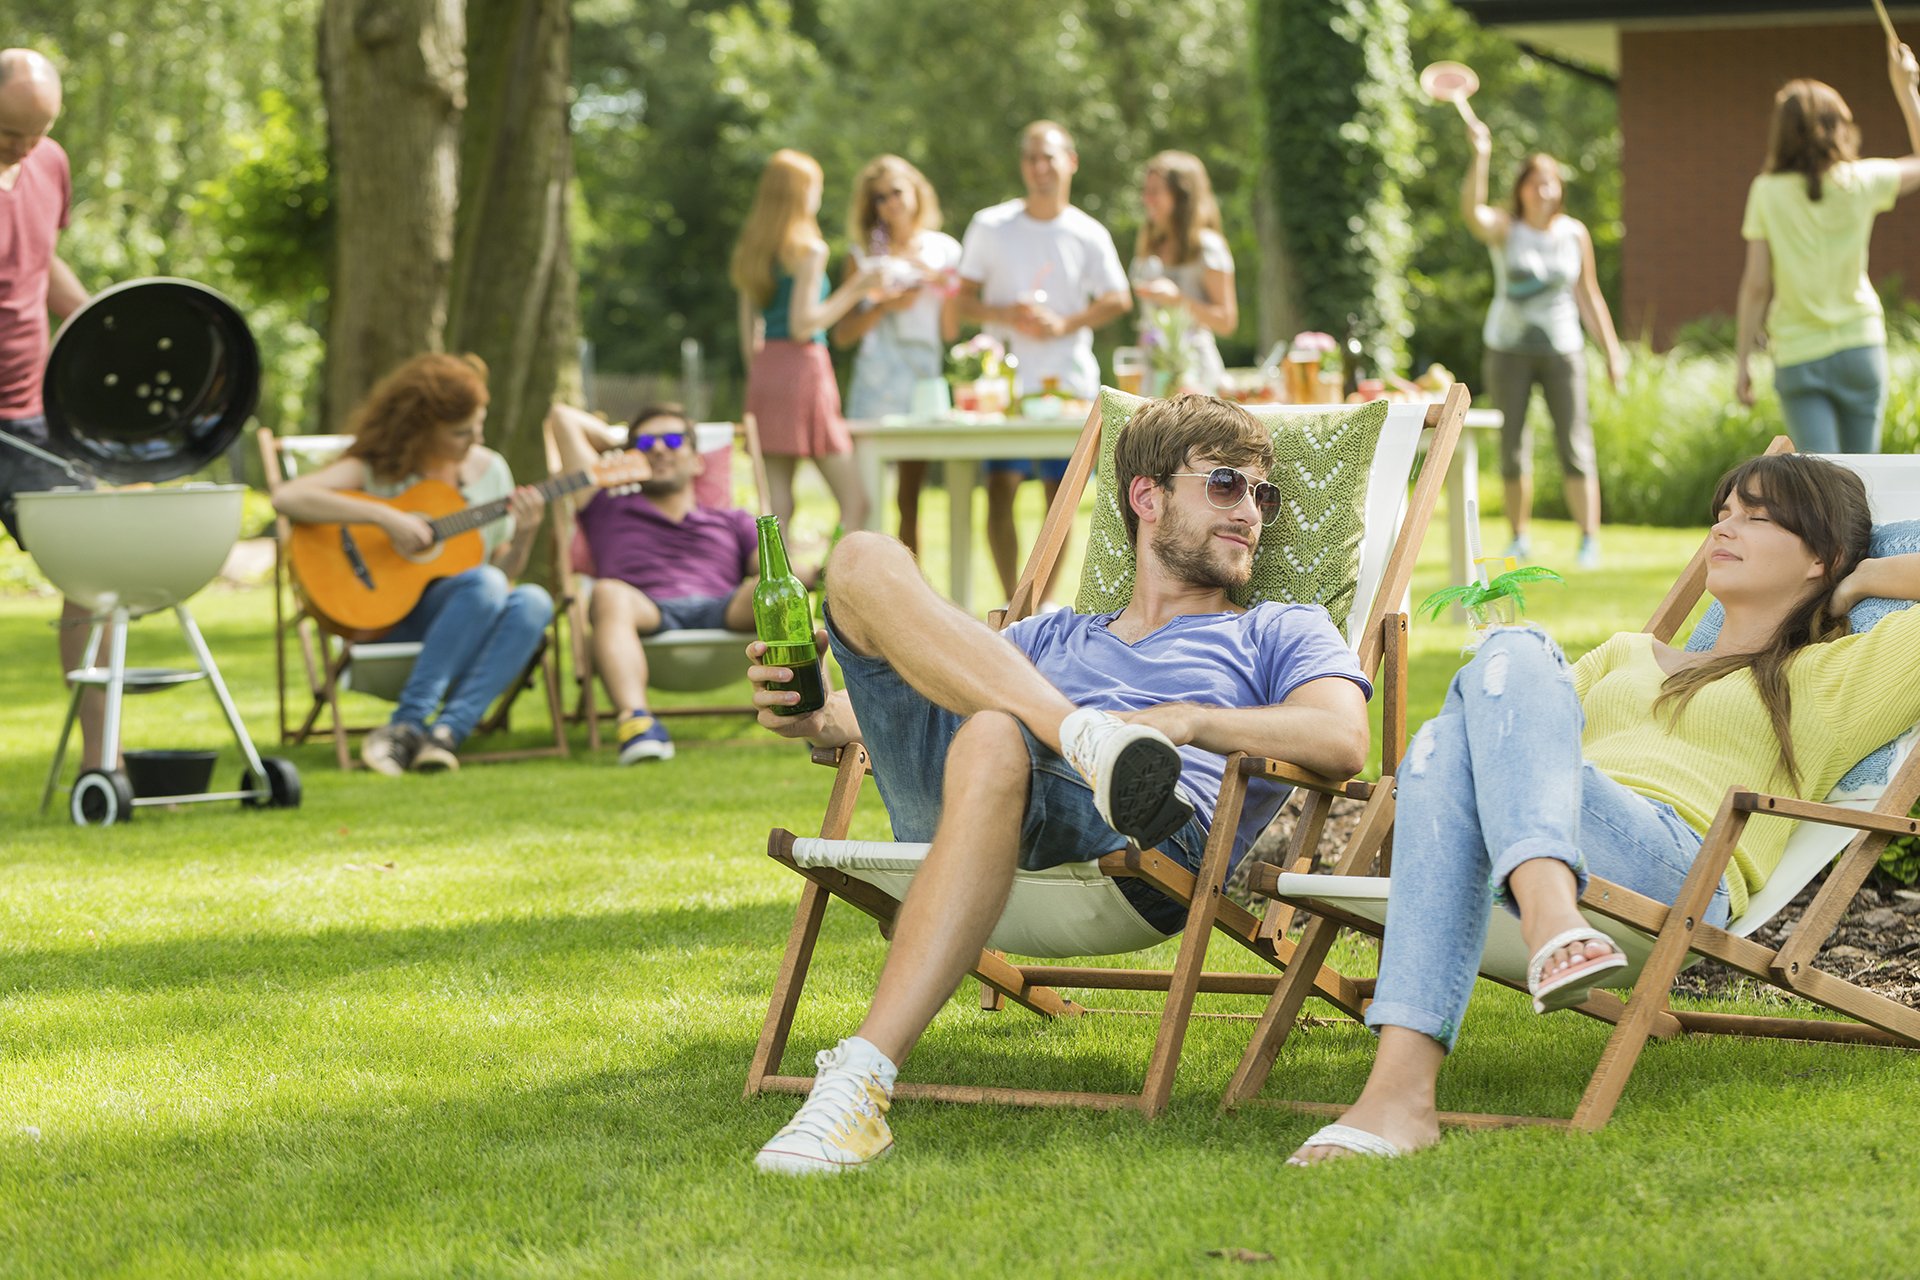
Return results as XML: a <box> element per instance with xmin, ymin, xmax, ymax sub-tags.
<box><xmin>754</xmin><ymin>515</ymin><xmax>826</xmax><ymax>716</ymax></box>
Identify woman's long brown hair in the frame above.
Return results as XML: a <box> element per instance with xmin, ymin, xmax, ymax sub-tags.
<box><xmin>846</xmin><ymin>154</ymin><xmax>942</xmax><ymax>254</ymax></box>
<box><xmin>1765</xmin><ymin>79</ymin><xmax>1859</xmax><ymax>201</ymax></box>
<box><xmin>344</xmin><ymin>353</ymin><xmax>490</xmax><ymax>483</ymax></box>
<box><xmin>1134</xmin><ymin>150</ymin><xmax>1222</xmax><ymax>268</ymax></box>
<box><xmin>1654</xmin><ymin>453</ymin><xmax>1872</xmax><ymax>791</ymax></box>
<box><xmin>729</xmin><ymin>149</ymin><xmax>825</xmax><ymax>308</ymax></box>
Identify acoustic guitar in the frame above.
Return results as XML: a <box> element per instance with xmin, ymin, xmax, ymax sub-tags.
<box><xmin>290</xmin><ymin>451</ymin><xmax>648</xmax><ymax>640</ymax></box>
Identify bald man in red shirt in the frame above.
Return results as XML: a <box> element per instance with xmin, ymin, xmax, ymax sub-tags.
<box><xmin>0</xmin><ymin>49</ymin><xmax>100</xmax><ymax>763</ymax></box>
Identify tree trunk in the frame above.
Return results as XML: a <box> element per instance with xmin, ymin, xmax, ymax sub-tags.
<box><xmin>318</xmin><ymin>0</ymin><xmax>466</xmax><ymax>429</ymax></box>
<box><xmin>445</xmin><ymin>0</ymin><xmax>577</xmax><ymax>493</ymax></box>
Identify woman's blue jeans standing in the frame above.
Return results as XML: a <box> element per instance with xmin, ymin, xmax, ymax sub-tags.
<box><xmin>381</xmin><ymin>565</ymin><xmax>553</xmax><ymax>747</ymax></box>
<box><xmin>1364</xmin><ymin>627</ymin><xmax>1730</xmax><ymax>1051</ymax></box>
<box><xmin>1775</xmin><ymin>343</ymin><xmax>1887</xmax><ymax>454</ymax></box>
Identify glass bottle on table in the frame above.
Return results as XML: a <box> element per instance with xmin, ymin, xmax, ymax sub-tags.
<box><xmin>754</xmin><ymin>515</ymin><xmax>827</xmax><ymax>716</ymax></box>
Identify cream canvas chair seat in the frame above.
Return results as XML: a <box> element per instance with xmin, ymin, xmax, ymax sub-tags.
<box><xmin>747</xmin><ymin>386</ymin><xmax>1469</xmax><ymax>1116</ymax></box>
<box><xmin>1223</xmin><ymin>442</ymin><xmax>1920</xmax><ymax>1132</ymax></box>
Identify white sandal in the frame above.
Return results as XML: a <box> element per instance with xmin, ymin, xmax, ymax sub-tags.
<box><xmin>1285</xmin><ymin>1122</ymin><xmax>1406</xmax><ymax>1167</ymax></box>
<box><xmin>1527</xmin><ymin>926</ymin><xmax>1629</xmax><ymax>1013</ymax></box>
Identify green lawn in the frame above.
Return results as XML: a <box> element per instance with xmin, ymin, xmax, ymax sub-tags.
<box><xmin>2</xmin><ymin>480</ymin><xmax>1916</xmax><ymax>1278</ymax></box>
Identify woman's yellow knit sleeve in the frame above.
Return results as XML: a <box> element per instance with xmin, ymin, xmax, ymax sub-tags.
<box><xmin>1571</xmin><ymin>631</ymin><xmax>1630</xmax><ymax>703</ymax></box>
<box><xmin>1803</xmin><ymin>604</ymin><xmax>1920</xmax><ymax>748</ymax></box>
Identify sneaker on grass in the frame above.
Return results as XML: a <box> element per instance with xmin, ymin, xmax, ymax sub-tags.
<box><xmin>617</xmin><ymin>713</ymin><xmax>674</xmax><ymax>764</ymax></box>
<box><xmin>755</xmin><ymin>1037</ymin><xmax>897</xmax><ymax>1175</ymax></box>
<box><xmin>1058</xmin><ymin>706</ymin><xmax>1192</xmax><ymax>850</ymax></box>
<box><xmin>411</xmin><ymin>723</ymin><xmax>460</xmax><ymax>773</ymax></box>
<box><xmin>361</xmin><ymin>722</ymin><xmax>423</xmax><ymax>776</ymax></box>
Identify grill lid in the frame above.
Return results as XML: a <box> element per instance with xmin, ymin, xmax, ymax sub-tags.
<box><xmin>42</xmin><ymin>277</ymin><xmax>260</xmax><ymax>484</ymax></box>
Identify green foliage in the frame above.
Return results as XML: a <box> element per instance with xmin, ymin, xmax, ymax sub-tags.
<box><xmin>192</xmin><ymin>90</ymin><xmax>332</xmax><ymax>310</ymax></box>
<box><xmin>1402</xmin><ymin>0</ymin><xmax>1621</xmax><ymax>383</ymax></box>
<box><xmin>574</xmin><ymin>0</ymin><xmax>1263</xmax><ymax>387</ymax></box>
<box><xmin>1253</xmin><ymin>0</ymin><xmax>1417</xmax><ymax>371</ymax></box>
<box><xmin>10</xmin><ymin>0</ymin><xmax>327</xmax><ymax>436</ymax></box>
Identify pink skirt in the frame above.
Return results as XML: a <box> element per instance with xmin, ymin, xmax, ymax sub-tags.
<box><xmin>746</xmin><ymin>339</ymin><xmax>850</xmax><ymax>458</ymax></box>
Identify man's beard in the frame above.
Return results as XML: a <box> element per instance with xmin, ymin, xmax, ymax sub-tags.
<box><xmin>1148</xmin><ymin>498</ymin><xmax>1255</xmax><ymax>590</ymax></box>
<box><xmin>639</xmin><ymin>473</ymin><xmax>692</xmax><ymax>498</ymax></box>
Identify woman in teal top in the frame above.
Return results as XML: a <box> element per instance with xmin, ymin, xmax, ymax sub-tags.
<box><xmin>1736</xmin><ymin>42</ymin><xmax>1920</xmax><ymax>453</ymax></box>
<box><xmin>731</xmin><ymin>149</ymin><xmax>883</xmax><ymax>534</ymax></box>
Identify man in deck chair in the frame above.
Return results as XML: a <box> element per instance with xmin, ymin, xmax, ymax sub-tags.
<box><xmin>745</xmin><ymin>395</ymin><xmax>1373</xmax><ymax>1174</ymax></box>
<box><xmin>547</xmin><ymin>401</ymin><xmax>761</xmax><ymax>764</ymax></box>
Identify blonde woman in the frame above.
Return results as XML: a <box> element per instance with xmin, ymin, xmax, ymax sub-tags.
<box><xmin>1736</xmin><ymin>44</ymin><xmax>1920</xmax><ymax>454</ymax></box>
<box><xmin>1130</xmin><ymin>151</ymin><xmax>1237</xmax><ymax>393</ymax></box>
<box><xmin>831</xmin><ymin>155</ymin><xmax>961</xmax><ymax>554</ymax></box>
<box><xmin>1463</xmin><ymin>119</ymin><xmax>1624</xmax><ymax>570</ymax></box>
<box><xmin>732</xmin><ymin>149</ymin><xmax>882</xmax><ymax>532</ymax></box>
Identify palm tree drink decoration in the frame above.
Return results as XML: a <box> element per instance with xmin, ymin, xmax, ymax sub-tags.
<box><xmin>1418</xmin><ymin>498</ymin><xmax>1563</xmax><ymax>648</ymax></box>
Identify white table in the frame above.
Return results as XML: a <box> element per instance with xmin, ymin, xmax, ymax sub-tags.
<box><xmin>848</xmin><ymin>415</ymin><xmax>1085</xmax><ymax>614</ymax></box>
<box><xmin>849</xmin><ymin>406</ymin><xmax>1505</xmax><ymax>617</ymax></box>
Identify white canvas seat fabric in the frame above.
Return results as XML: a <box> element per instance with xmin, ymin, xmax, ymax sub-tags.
<box><xmin>798</xmin><ymin>400</ymin><xmax>1433</xmax><ymax>962</ymax></box>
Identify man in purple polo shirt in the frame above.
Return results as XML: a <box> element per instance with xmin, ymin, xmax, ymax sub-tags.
<box><xmin>549</xmin><ymin>402</ymin><xmax>761</xmax><ymax>763</ymax></box>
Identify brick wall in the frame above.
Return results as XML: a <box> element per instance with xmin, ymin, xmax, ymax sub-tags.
<box><xmin>1622</xmin><ymin>22</ymin><xmax>1920</xmax><ymax>347</ymax></box>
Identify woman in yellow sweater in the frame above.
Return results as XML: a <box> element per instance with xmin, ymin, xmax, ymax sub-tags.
<box><xmin>1289</xmin><ymin>453</ymin><xmax>1920</xmax><ymax>1164</ymax></box>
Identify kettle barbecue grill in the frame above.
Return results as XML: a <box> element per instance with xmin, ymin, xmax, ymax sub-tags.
<box><xmin>5</xmin><ymin>278</ymin><xmax>300</xmax><ymax>826</ymax></box>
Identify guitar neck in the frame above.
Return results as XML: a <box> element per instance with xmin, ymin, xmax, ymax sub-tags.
<box><xmin>428</xmin><ymin>469</ymin><xmax>594</xmax><ymax>540</ymax></box>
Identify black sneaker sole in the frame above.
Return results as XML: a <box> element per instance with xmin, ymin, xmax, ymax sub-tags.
<box><xmin>1105</xmin><ymin>736</ymin><xmax>1192</xmax><ymax>849</ymax></box>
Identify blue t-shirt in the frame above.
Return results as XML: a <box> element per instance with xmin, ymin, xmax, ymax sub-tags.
<box><xmin>1001</xmin><ymin>601</ymin><xmax>1372</xmax><ymax>865</ymax></box>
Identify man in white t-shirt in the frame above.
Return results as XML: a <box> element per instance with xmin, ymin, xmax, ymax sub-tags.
<box><xmin>955</xmin><ymin>121</ymin><xmax>1130</xmax><ymax>606</ymax></box>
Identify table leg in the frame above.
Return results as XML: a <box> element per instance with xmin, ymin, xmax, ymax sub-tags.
<box><xmin>1445</xmin><ymin>432</ymin><xmax>1481</xmax><ymax>622</ymax></box>
<box><xmin>948</xmin><ymin>459</ymin><xmax>977</xmax><ymax>615</ymax></box>
<box><xmin>854</xmin><ymin>441</ymin><xmax>884</xmax><ymax>533</ymax></box>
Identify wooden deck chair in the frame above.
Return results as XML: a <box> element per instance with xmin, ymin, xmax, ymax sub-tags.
<box><xmin>744</xmin><ymin>385</ymin><xmax>1470</xmax><ymax>1116</ymax></box>
<box><xmin>259</xmin><ymin>429</ymin><xmax>570</xmax><ymax>770</ymax></box>
<box><xmin>1221</xmin><ymin>439</ymin><xmax>1920</xmax><ymax>1133</ymax></box>
<box><xmin>549</xmin><ymin>413</ymin><xmax>772</xmax><ymax>750</ymax></box>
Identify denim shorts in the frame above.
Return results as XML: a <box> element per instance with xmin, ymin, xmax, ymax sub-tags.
<box><xmin>985</xmin><ymin>457</ymin><xmax>1072</xmax><ymax>482</ymax></box>
<box><xmin>825</xmin><ymin>607</ymin><xmax>1207</xmax><ymax>933</ymax></box>
<box><xmin>0</xmin><ymin>415</ymin><xmax>94</xmax><ymax>548</ymax></box>
<box><xmin>650</xmin><ymin>593</ymin><xmax>734</xmax><ymax>633</ymax></box>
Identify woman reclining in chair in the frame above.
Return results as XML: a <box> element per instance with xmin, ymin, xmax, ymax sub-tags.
<box><xmin>272</xmin><ymin>353</ymin><xmax>552</xmax><ymax>775</ymax></box>
<box><xmin>1291</xmin><ymin>452</ymin><xmax>1920</xmax><ymax>1164</ymax></box>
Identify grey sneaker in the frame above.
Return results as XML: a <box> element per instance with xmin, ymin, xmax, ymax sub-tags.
<box><xmin>361</xmin><ymin>722</ymin><xmax>423</xmax><ymax>776</ymax></box>
<box><xmin>411</xmin><ymin>724</ymin><xmax>461</xmax><ymax>773</ymax></box>
<box><xmin>1059</xmin><ymin>707</ymin><xmax>1192</xmax><ymax>850</ymax></box>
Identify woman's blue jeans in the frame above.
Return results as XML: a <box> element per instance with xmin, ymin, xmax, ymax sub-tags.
<box><xmin>1775</xmin><ymin>343</ymin><xmax>1887</xmax><ymax>454</ymax></box>
<box><xmin>1366</xmin><ymin>627</ymin><xmax>1729</xmax><ymax>1052</ymax></box>
<box><xmin>381</xmin><ymin>565</ymin><xmax>553</xmax><ymax>747</ymax></box>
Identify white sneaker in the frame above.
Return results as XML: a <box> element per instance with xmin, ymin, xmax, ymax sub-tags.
<box><xmin>361</xmin><ymin>722</ymin><xmax>423</xmax><ymax>776</ymax></box>
<box><xmin>1059</xmin><ymin>707</ymin><xmax>1193</xmax><ymax>850</ymax></box>
<box><xmin>754</xmin><ymin>1037</ymin><xmax>898</xmax><ymax>1175</ymax></box>
<box><xmin>1501</xmin><ymin>534</ymin><xmax>1532</xmax><ymax>561</ymax></box>
<box><xmin>1577</xmin><ymin>534</ymin><xmax>1602</xmax><ymax>571</ymax></box>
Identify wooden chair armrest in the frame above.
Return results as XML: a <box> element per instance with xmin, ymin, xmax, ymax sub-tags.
<box><xmin>1732</xmin><ymin>790</ymin><xmax>1920</xmax><ymax>837</ymax></box>
<box><xmin>810</xmin><ymin>746</ymin><xmax>843</xmax><ymax>767</ymax></box>
<box><xmin>1238</xmin><ymin>756</ymin><xmax>1373</xmax><ymax>801</ymax></box>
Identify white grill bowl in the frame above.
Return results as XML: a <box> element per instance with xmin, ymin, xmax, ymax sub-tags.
<box><xmin>16</xmin><ymin>484</ymin><xmax>244</xmax><ymax>614</ymax></box>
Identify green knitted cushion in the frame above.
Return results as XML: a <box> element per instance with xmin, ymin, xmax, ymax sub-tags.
<box><xmin>1073</xmin><ymin>389</ymin><xmax>1388</xmax><ymax>634</ymax></box>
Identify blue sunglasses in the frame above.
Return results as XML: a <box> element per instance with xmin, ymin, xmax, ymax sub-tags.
<box><xmin>633</xmin><ymin>431</ymin><xmax>688</xmax><ymax>452</ymax></box>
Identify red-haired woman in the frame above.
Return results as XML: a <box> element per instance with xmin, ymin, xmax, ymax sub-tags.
<box><xmin>271</xmin><ymin>353</ymin><xmax>551</xmax><ymax>775</ymax></box>
<box><xmin>732</xmin><ymin>149</ymin><xmax>883</xmax><ymax>534</ymax></box>
<box><xmin>1463</xmin><ymin>121</ymin><xmax>1624</xmax><ymax>570</ymax></box>
<box><xmin>1736</xmin><ymin>43</ymin><xmax>1920</xmax><ymax>454</ymax></box>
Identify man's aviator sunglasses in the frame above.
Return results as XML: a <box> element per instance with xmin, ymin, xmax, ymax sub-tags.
<box><xmin>1169</xmin><ymin>467</ymin><xmax>1282</xmax><ymax>526</ymax></box>
<box><xmin>633</xmin><ymin>431</ymin><xmax>688</xmax><ymax>452</ymax></box>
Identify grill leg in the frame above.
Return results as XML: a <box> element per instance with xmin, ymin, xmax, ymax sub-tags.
<box><xmin>100</xmin><ymin>607</ymin><xmax>129</xmax><ymax>771</ymax></box>
<box><xmin>41</xmin><ymin>618</ymin><xmax>105</xmax><ymax>813</ymax></box>
<box><xmin>176</xmin><ymin>605</ymin><xmax>269</xmax><ymax>781</ymax></box>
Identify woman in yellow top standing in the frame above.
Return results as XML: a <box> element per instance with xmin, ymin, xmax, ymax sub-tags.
<box><xmin>1285</xmin><ymin>452</ymin><xmax>1920</xmax><ymax>1164</ymax></box>
<box><xmin>1736</xmin><ymin>42</ymin><xmax>1920</xmax><ymax>452</ymax></box>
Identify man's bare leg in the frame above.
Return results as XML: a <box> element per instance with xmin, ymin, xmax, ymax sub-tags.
<box><xmin>828</xmin><ymin>532</ymin><xmax>1076</xmax><ymax>752</ymax></box>
<box><xmin>589</xmin><ymin>579</ymin><xmax>662</xmax><ymax>717</ymax></box>
<box><xmin>61</xmin><ymin>597</ymin><xmax>106</xmax><ymax>769</ymax></box>
<box><xmin>985</xmin><ymin>469</ymin><xmax>1024</xmax><ymax>602</ymax></box>
<box><xmin>855</xmin><ymin>710</ymin><xmax>1027</xmax><ymax>1063</ymax></box>
<box><xmin>1565</xmin><ymin>473</ymin><xmax>1601</xmax><ymax>539</ymax></box>
<box><xmin>1504</xmin><ymin>476</ymin><xmax>1533</xmax><ymax>545</ymax></box>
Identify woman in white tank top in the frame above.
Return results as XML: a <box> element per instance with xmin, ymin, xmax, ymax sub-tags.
<box><xmin>1462</xmin><ymin>119</ymin><xmax>1624</xmax><ymax>571</ymax></box>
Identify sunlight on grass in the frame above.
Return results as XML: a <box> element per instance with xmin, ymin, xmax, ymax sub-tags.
<box><xmin>2</xmin><ymin>473</ymin><xmax>1916</xmax><ymax>1277</ymax></box>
